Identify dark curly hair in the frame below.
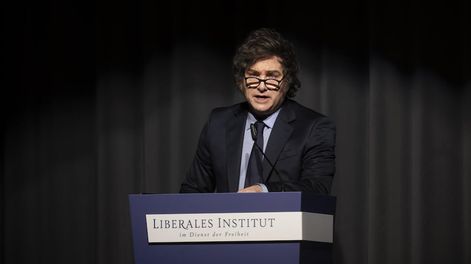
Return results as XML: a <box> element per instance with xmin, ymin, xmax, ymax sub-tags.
<box><xmin>232</xmin><ymin>28</ymin><xmax>301</xmax><ymax>98</ymax></box>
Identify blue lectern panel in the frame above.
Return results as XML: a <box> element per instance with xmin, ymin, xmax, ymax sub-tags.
<box><xmin>129</xmin><ymin>192</ymin><xmax>334</xmax><ymax>264</ymax></box>
<box><xmin>134</xmin><ymin>243</ymin><xmax>301</xmax><ymax>264</ymax></box>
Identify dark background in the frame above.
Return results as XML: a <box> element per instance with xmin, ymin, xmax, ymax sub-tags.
<box><xmin>2</xmin><ymin>0</ymin><xmax>470</xmax><ymax>263</ymax></box>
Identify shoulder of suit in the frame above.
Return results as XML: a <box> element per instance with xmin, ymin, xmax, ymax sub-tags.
<box><xmin>284</xmin><ymin>100</ymin><xmax>335</xmax><ymax>132</ymax></box>
<box><xmin>285</xmin><ymin>99</ymin><xmax>327</xmax><ymax>120</ymax></box>
<box><xmin>203</xmin><ymin>102</ymin><xmax>248</xmax><ymax>129</ymax></box>
<box><xmin>209</xmin><ymin>102</ymin><xmax>247</xmax><ymax>119</ymax></box>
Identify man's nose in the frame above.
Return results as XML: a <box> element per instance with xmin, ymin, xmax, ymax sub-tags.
<box><xmin>257</xmin><ymin>80</ymin><xmax>268</xmax><ymax>92</ymax></box>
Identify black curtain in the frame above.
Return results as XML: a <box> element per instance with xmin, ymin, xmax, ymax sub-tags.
<box><xmin>2</xmin><ymin>0</ymin><xmax>470</xmax><ymax>263</ymax></box>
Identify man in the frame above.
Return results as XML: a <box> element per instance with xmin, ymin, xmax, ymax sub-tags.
<box><xmin>180</xmin><ymin>28</ymin><xmax>335</xmax><ymax>193</ymax></box>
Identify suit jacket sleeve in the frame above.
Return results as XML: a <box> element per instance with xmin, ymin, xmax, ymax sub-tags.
<box><xmin>179</xmin><ymin>120</ymin><xmax>216</xmax><ymax>193</ymax></box>
<box><xmin>265</xmin><ymin>117</ymin><xmax>336</xmax><ymax>194</ymax></box>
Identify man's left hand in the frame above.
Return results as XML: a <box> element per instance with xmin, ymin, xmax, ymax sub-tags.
<box><xmin>238</xmin><ymin>185</ymin><xmax>263</xmax><ymax>193</ymax></box>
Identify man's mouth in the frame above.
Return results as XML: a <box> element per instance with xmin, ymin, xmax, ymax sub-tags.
<box><xmin>253</xmin><ymin>95</ymin><xmax>270</xmax><ymax>102</ymax></box>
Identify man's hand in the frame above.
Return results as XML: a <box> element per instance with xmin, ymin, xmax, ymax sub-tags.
<box><xmin>238</xmin><ymin>184</ymin><xmax>263</xmax><ymax>193</ymax></box>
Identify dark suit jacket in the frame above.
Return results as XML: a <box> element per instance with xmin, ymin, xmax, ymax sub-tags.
<box><xmin>180</xmin><ymin>99</ymin><xmax>336</xmax><ymax>193</ymax></box>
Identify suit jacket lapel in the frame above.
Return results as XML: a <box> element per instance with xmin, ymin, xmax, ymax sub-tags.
<box><xmin>262</xmin><ymin>101</ymin><xmax>296</xmax><ymax>182</ymax></box>
<box><xmin>226</xmin><ymin>104</ymin><xmax>247</xmax><ymax>192</ymax></box>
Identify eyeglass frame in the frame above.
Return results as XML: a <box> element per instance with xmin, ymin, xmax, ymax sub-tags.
<box><xmin>244</xmin><ymin>76</ymin><xmax>285</xmax><ymax>91</ymax></box>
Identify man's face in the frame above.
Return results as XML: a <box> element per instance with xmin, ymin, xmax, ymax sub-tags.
<box><xmin>241</xmin><ymin>56</ymin><xmax>287</xmax><ymax>117</ymax></box>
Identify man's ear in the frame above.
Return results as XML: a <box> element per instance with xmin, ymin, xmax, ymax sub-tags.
<box><xmin>238</xmin><ymin>83</ymin><xmax>245</xmax><ymax>92</ymax></box>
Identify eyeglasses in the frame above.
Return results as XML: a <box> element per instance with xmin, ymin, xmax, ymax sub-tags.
<box><xmin>244</xmin><ymin>76</ymin><xmax>284</xmax><ymax>91</ymax></box>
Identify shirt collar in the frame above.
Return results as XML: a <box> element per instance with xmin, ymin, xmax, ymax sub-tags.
<box><xmin>245</xmin><ymin>108</ymin><xmax>282</xmax><ymax>130</ymax></box>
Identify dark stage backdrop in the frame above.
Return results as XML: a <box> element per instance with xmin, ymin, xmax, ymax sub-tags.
<box><xmin>2</xmin><ymin>0</ymin><xmax>470</xmax><ymax>263</ymax></box>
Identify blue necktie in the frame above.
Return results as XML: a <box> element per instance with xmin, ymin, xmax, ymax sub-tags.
<box><xmin>245</xmin><ymin>121</ymin><xmax>265</xmax><ymax>187</ymax></box>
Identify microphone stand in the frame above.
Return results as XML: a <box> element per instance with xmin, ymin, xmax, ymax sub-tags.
<box><xmin>250</xmin><ymin>123</ymin><xmax>285</xmax><ymax>192</ymax></box>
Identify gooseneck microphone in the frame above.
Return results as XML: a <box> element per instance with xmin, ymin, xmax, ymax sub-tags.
<box><xmin>250</xmin><ymin>123</ymin><xmax>285</xmax><ymax>191</ymax></box>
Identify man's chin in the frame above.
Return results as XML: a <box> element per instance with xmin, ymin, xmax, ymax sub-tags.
<box><xmin>250</xmin><ymin>106</ymin><xmax>273</xmax><ymax>116</ymax></box>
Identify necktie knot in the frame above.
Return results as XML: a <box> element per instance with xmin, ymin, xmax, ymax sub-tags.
<box><xmin>254</xmin><ymin>121</ymin><xmax>265</xmax><ymax>139</ymax></box>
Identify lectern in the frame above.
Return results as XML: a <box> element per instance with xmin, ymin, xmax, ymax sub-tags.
<box><xmin>129</xmin><ymin>192</ymin><xmax>335</xmax><ymax>264</ymax></box>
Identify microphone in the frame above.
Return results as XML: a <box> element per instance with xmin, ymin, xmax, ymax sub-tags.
<box><xmin>250</xmin><ymin>123</ymin><xmax>285</xmax><ymax>191</ymax></box>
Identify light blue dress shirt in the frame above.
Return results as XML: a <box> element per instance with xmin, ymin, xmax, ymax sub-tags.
<box><xmin>238</xmin><ymin>108</ymin><xmax>282</xmax><ymax>191</ymax></box>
